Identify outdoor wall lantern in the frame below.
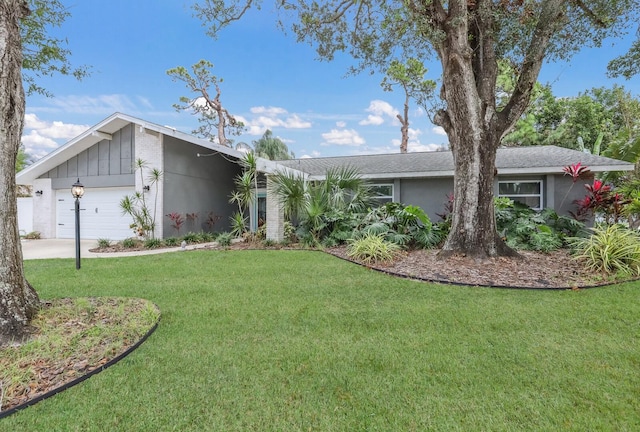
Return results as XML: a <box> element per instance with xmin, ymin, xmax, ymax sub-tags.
<box><xmin>71</xmin><ymin>178</ymin><xmax>85</xmax><ymax>270</ymax></box>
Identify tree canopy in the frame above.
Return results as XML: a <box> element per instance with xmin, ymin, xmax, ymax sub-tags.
<box><xmin>252</xmin><ymin>129</ymin><xmax>294</xmax><ymax>160</ymax></box>
<box><xmin>21</xmin><ymin>0</ymin><xmax>89</xmax><ymax>96</ymax></box>
<box><xmin>193</xmin><ymin>0</ymin><xmax>639</xmax><ymax>258</ymax></box>
<box><xmin>167</xmin><ymin>59</ymin><xmax>245</xmax><ymax>146</ymax></box>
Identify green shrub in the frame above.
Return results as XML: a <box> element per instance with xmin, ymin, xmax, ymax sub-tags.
<box><xmin>164</xmin><ymin>237</ymin><xmax>180</xmax><ymax>247</ymax></box>
<box><xmin>182</xmin><ymin>232</ymin><xmax>200</xmax><ymax>244</ymax></box>
<box><xmin>347</xmin><ymin>233</ymin><xmax>401</xmax><ymax>264</ymax></box>
<box><xmin>262</xmin><ymin>239</ymin><xmax>276</xmax><ymax>247</ymax></box>
<box><xmin>199</xmin><ymin>231</ymin><xmax>215</xmax><ymax>242</ymax></box>
<box><xmin>24</xmin><ymin>231</ymin><xmax>41</xmax><ymax>240</ymax></box>
<box><xmin>496</xmin><ymin>199</ymin><xmax>584</xmax><ymax>252</ymax></box>
<box><xmin>122</xmin><ymin>238</ymin><xmax>139</xmax><ymax>249</ymax></box>
<box><xmin>144</xmin><ymin>238</ymin><xmax>163</xmax><ymax>249</ymax></box>
<box><xmin>96</xmin><ymin>238</ymin><xmax>111</xmax><ymax>248</ymax></box>
<box><xmin>217</xmin><ymin>232</ymin><xmax>233</xmax><ymax>247</ymax></box>
<box><xmin>569</xmin><ymin>224</ymin><xmax>640</xmax><ymax>277</ymax></box>
<box><xmin>229</xmin><ymin>212</ymin><xmax>248</xmax><ymax>238</ymax></box>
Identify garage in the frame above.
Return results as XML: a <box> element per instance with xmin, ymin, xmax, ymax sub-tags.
<box><xmin>56</xmin><ymin>187</ymin><xmax>135</xmax><ymax>240</ymax></box>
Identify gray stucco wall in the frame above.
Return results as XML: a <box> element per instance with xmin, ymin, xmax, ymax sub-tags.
<box><xmin>162</xmin><ymin>136</ymin><xmax>241</xmax><ymax>236</ymax></box>
<box><xmin>38</xmin><ymin>123</ymin><xmax>135</xmax><ymax>189</ymax></box>
<box><xmin>551</xmin><ymin>173</ymin><xmax>594</xmax><ymax>217</ymax></box>
<box><xmin>396</xmin><ymin>173</ymin><xmax>589</xmax><ymax>222</ymax></box>
<box><xmin>399</xmin><ymin>177</ymin><xmax>453</xmax><ymax>222</ymax></box>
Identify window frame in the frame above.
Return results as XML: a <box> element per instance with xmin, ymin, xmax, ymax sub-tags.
<box><xmin>497</xmin><ymin>180</ymin><xmax>544</xmax><ymax>210</ymax></box>
<box><xmin>370</xmin><ymin>183</ymin><xmax>394</xmax><ymax>205</ymax></box>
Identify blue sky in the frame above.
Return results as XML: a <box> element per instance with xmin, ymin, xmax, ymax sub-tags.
<box><xmin>23</xmin><ymin>0</ymin><xmax>640</xmax><ymax>162</ymax></box>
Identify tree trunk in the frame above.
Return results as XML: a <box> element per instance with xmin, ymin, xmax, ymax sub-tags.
<box><xmin>397</xmin><ymin>90</ymin><xmax>410</xmax><ymax>154</ymax></box>
<box><xmin>0</xmin><ymin>0</ymin><xmax>40</xmax><ymax>345</ymax></box>
<box><xmin>434</xmin><ymin>0</ymin><xmax>518</xmax><ymax>259</ymax></box>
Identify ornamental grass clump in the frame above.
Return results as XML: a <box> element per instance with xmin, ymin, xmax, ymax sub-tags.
<box><xmin>569</xmin><ymin>224</ymin><xmax>640</xmax><ymax>277</ymax></box>
<box><xmin>347</xmin><ymin>233</ymin><xmax>401</xmax><ymax>265</ymax></box>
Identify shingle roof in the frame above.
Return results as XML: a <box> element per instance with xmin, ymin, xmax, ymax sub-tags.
<box><xmin>277</xmin><ymin>145</ymin><xmax>634</xmax><ymax>179</ymax></box>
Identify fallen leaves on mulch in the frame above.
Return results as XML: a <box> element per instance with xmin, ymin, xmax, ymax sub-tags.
<box><xmin>0</xmin><ymin>298</ymin><xmax>159</xmax><ymax>414</ymax></box>
<box><xmin>326</xmin><ymin>246</ymin><xmax>625</xmax><ymax>289</ymax></box>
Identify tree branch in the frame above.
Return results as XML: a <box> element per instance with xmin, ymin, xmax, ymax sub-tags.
<box><xmin>569</xmin><ymin>0</ymin><xmax>608</xmax><ymax>27</ymax></box>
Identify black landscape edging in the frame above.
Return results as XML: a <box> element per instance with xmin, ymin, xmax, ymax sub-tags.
<box><xmin>324</xmin><ymin>251</ymin><xmax>638</xmax><ymax>290</ymax></box>
<box><xmin>0</xmin><ymin>310</ymin><xmax>160</xmax><ymax>420</ymax></box>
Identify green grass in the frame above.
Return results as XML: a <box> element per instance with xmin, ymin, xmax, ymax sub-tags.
<box><xmin>4</xmin><ymin>250</ymin><xmax>640</xmax><ymax>430</ymax></box>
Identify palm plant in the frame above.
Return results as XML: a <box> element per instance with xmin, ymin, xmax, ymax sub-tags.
<box><xmin>269</xmin><ymin>165</ymin><xmax>373</xmax><ymax>244</ymax></box>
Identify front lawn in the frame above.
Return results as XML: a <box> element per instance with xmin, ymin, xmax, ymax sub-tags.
<box><xmin>5</xmin><ymin>250</ymin><xmax>640</xmax><ymax>430</ymax></box>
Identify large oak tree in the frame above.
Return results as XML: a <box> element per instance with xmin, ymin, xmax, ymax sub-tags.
<box><xmin>0</xmin><ymin>0</ymin><xmax>38</xmax><ymax>345</ymax></box>
<box><xmin>1</xmin><ymin>0</ymin><xmax>87</xmax><ymax>343</ymax></box>
<box><xmin>193</xmin><ymin>0</ymin><xmax>637</xmax><ymax>258</ymax></box>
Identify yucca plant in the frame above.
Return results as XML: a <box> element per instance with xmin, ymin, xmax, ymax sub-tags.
<box><xmin>120</xmin><ymin>159</ymin><xmax>162</xmax><ymax>239</ymax></box>
<box><xmin>347</xmin><ymin>233</ymin><xmax>401</xmax><ymax>264</ymax></box>
<box><xmin>569</xmin><ymin>224</ymin><xmax>640</xmax><ymax>277</ymax></box>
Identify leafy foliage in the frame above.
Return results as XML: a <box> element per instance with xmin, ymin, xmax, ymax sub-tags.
<box><xmin>167</xmin><ymin>59</ymin><xmax>244</xmax><ymax>145</ymax></box>
<box><xmin>216</xmin><ymin>232</ymin><xmax>233</xmax><ymax>247</ymax></box>
<box><xmin>270</xmin><ymin>165</ymin><xmax>373</xmax><ymax>244</ymax></box>
<box><xmin>570</xmin><ymin>224</ymin><xmax>640</xmax><ymax>277</ymax></box>
<box><xmin>252</xmin><ymin>129</ymin><xmax>294</xmax><ymax>160</ymax></box>
<box><xmin>495</xmin><ymin>199</ymin><xmax>585</xmax><ymax>253</ymax></box>
<box><xmin>20</xmin><ymin>0</ymin><xmax>90</xmax><ymax>96</ymax></box>
<box><xmin>120</xmin><ymin>159</ymin><xmax>162</xmax><ymax>239</ymax></box>
<box><xmin>355</xmin><ymin>202</ymin><xmax>444</xmax><ymax>249</ymax></box>
<box><xmin>96</xmin><ymin>238</ymin><xmax>111</xmax><ymax>248</ymax></box>
<box><xmin>347</xmin><ymin>233</ymin><xmax>401</xmax><ymax>264</ymax></box>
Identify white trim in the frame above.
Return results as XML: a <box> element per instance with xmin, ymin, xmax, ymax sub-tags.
<box><xmin>498</xmin><ymin>180</ymin><xmax>544</xmax><ymax>210</ymax></box>
<box><xmin>370</xmin><ymin>183</ymin><xmax>394</xmax><ymax>204</ymax></box>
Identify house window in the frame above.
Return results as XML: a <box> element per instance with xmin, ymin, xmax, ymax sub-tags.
<box><xmin>498</xmin><ymin>180</ymin><xmax>543</xmax><ymax>210</ymax></box>
<box><xmin>370</xmin><ymin>184</ymin><xmax>394</xmax><ymax>205</ymax></box>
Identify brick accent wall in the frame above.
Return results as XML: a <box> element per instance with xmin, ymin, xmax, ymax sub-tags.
<box><xmin>134</xmin><ymin>127</ymin><xmax>165</xmax><ymax>239</ymax></box>
<box><xmin>265</xmin><ymin>176</ymin><xmax>284</xmax><ymax>241</ymax></box>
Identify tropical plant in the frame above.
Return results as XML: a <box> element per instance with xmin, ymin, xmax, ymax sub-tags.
<box><xmin>495</xmin><ymin>199</ymin><xmax>584</xmax><ymax>253</ymax></box>
<box><xmin>164</xmin><ymin>237</ymin><xmax>180</xmax><ymax>247</ymax></box>
<box><xmin>347</xmin><ymin>233</ymin><xmax>401</xmax><ymax>265</ymax></box>
<box><xmin>229</xmin><ymin>212</ymin><xmax>248</xmax><ymax>238</ymax></box>
<box><xmin>355</xmin><ymin>202</ymin><xmax>443</xmax><ymax>249</ymax></box>
<box><xmin>569</xmin><ymin>224</ymin><xmax>640</xmax><ymax>277</ymax></box>
<box><xmin>270</xmin><ymin>165</ymin><xmax>373</xmax><ymax>245</ymax></box>
<box><xmin>216</xmin><ymin>232</ymin><xmax>233</xmax><ymax>247</ymax></box>
<box><xmin>166</xmin><ymin>212</ymin><xmax>185</xmax><ymax>235</ymax></box>
<box><xmin>252</xmin><ymin>129</ymin><xmax>294</xmax><ymax>160</ymax></box>
<box><xmin>121</xmin><ymin>238</ymin><xmax>139</xmax><ymax>249</ymax></box>
<box><xmin>120</xmin><ymin>159</ymin><xmax>162</xmax><ymax>239</ymax></box>
<box><xmin>144</xmin><ymin>238</ymin><xmax>163</xmax><ymax>249</ymax></box>
<box><xmin>96</xmin><ymin>238</ymin><xmax>111</xmax><ymax>248</ymax></box>
<box><xmin>182</xmin><ymin>232</ymin><xmax>200</xmax><ymax>244</ymax></box>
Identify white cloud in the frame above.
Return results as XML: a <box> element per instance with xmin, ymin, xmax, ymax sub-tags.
<box><xmin>300</xmin><ymin>150</ymin><xmax>321</xmax><ymax>159</ymax></box>
<box><xmin>21</xmin><ymin>114</ymin><xmax>90</xmax><ymax>160</ymax></box>
<box><xmin>359</xmin><ymin>115</ymin><xmax>385</xmax><ymax>126</ymax></box>
<box><xmin>40</xmin><ymin>94</ymin><xmax>142</xmax><ymax>115</ymax></box>
<box><xmin>250</xmin><ymin>106</ymin><xmax>287</xmax><ymax>116</ymax></box>
<box><xmin>359</xmin><ymin>100</ymin><xmax>399</xmax><ymax>126</ymax></box>
<box><xmin>321</xmin><ymin>129</ymin><xmax>365</xmax><ymax>146</ymax></box>
<box><xmin>432</xmin><ymin>126</ymin><xmax>447</xmax><ymax>136</ymax></box>
<box><xmin>407</xmin><ymin>142</ymin><xmax>447</xmax><ymax>152</ymax></box>
<box><xmin>240</xmin><ymin>106</ymin><xmax>312</xmax><ymax>136</ymax></box>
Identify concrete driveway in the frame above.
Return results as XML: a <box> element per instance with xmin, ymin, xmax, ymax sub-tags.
<box><xmin>20</xmin><ymin>238</ymin><xmax>190</xmax><ymax>260</ymax></box>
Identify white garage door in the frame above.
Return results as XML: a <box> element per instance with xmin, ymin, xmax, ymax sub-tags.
<box><xmin>56</xmin><ymin>187</ymin><xmax>135</xmax><ymax>240</ymax></box>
